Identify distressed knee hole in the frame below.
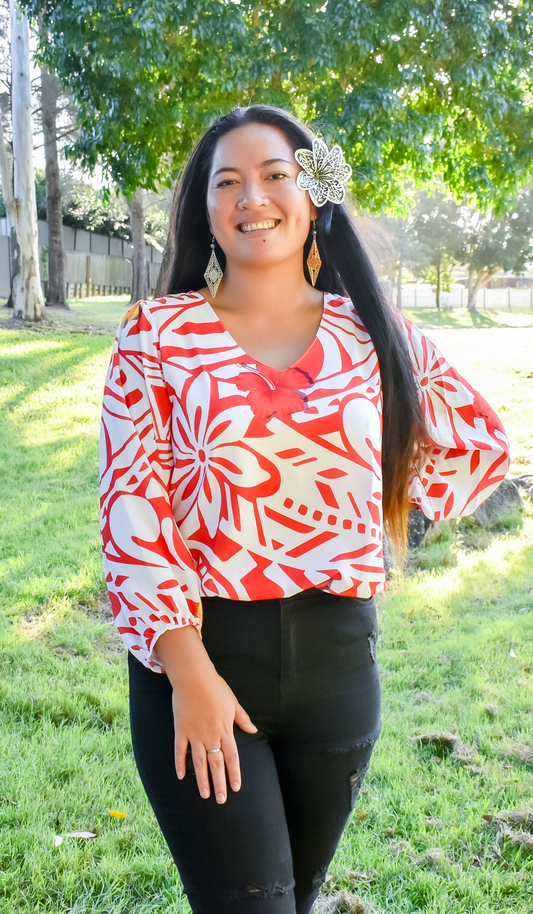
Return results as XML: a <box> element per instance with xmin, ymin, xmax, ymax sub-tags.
<box><xmin>368</xmin><ymin>631</ymin><xmax>378</xmax><ymax>663</ymax></box>
<box><xmin>349</xmin><ymin>761</ymin><xmax>370</xmax><ymax>810</ymax></box>
<box><xmin>311</xmin><ymin>864</ymin><xmax>329</xmax><ymax>892</ymax></box>
<box><xmin>243</xmin><ymin>882</ymin><xmax>291</xmax><ymax>900</ymax></box>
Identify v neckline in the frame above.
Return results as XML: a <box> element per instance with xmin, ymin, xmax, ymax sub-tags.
<box><xmin>194</xmin><ymin>291</ymin><xmax>328</xmax><ymax>374</ymax></box>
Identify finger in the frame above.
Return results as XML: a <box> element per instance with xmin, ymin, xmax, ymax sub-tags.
<box><xmin>174</xmin><ymin>736</ymin><xmax>188</xmax><ymax>780</ymax></box>
<box><xmin>207</xmin><ymin>748</ymin><xmax>228</xmax><ymax>804</ymax></box>
<box><xmin>234</xmin><ymin>703</ymin><xmax>258</xmax><ymax>733</ymax></box>
<box><xmin>221</xmin><ymin>734</ymin><xmax>241</xmax><ymax>793</ymax></box>
<box><xmin>191</xmin><ymin>744</ymin><xmax>210</xmax><ymax>799</ymax></box>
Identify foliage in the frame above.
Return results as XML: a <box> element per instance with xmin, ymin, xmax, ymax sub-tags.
<box><xmin>406</xmin><ymin>193</ymin><xmax>462</xmax><ymax>306</ymax></box>
<box><xmin>1</xmin><ymin>171</ymin><xmax>170</xmax><ymax>243</ymax></box>
<box><xmin>458</xmin><ymin>189</ymin><xmax>533</xmax><ymax>306</ymax></box>
<box><xmin>0</xmin><ymin>306</ymin><xmax>532</xmax><ymax>912</ymax></box>
<box><xmin>21</xmin><ymin>1</ymin><xmax>533</xmax><ymax>211</ymax></box>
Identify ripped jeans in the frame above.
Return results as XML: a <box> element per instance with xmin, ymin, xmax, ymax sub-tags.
<box><xmin>128</xmin><ymin>588</ymin><xmax>382</xmax><ymax>914</ymax></box>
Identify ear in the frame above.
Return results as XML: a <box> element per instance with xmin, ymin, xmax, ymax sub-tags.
<box><xmin>206</xmin><ymin>209</ymin><xmax>212</xmax><ymax>233</ymax></box>
<box><xmin>310</xmin><ymin>203</ymin><xmax>317</xmax><ymax>223</ymax></box>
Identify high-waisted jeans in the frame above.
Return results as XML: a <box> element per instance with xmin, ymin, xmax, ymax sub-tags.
<box><xmin>128</xmin><ymin>588</ymin><xmax>382</xmax><ymax>914</ymax></box>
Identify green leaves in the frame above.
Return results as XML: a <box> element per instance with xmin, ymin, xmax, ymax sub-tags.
<box><xmin>20</xmin><ymin>0</ymin><xmax>533</xmax><ymax>209</ymax></box>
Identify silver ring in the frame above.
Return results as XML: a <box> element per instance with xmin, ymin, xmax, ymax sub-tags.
<box><xmin>207</xmin><ymin>748</ymin><xmax>222</xmax><ymax>754</ymax></box>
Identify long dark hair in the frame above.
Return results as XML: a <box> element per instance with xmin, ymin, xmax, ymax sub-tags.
<box><xmin>164</xmin><ymin>105</ymin><xmax>426</xmax><ymax>552</ymax></box>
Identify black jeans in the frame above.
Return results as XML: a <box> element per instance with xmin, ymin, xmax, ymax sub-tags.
<box><xmin>128</xmin><ymin>588</ymin><xmax>381</xmax><ymax>914</ymax></box>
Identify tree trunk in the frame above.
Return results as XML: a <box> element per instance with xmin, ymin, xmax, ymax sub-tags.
<box><xmin>129</xmin><ymin>188</ymin><xmax>148</xmax><ymax>303</ymax></box>
<box><xmin>154</xmin><ymin>228</ymin><xmax>173</xmax><ymax>297</ymax></box>
<box><xmin>396</xmin><ymin>251</ymin><xmax>402</xmax><ymax>310</ymax></box>
<box><xmin>0</xmin><ymin>118</ymin><xmax>19</xmax><ymax>309</ymax></box>
<box><xmin>41</xmin><ymin>63</ymin><xmax>68</xmax><ymax>308</ymax></box>
<box><xmin>467</xmin><ymin>270</ymin><xmax>479</xmax><ymax>311</ymax></box>
<box><xmin>10</xmin><ymin>0</ymin><xmax>45</xmax><ymax>321</ymax></box>
<box><xmin>436</xmin><ymin>264</ymin><xmax>441</xmax><ymax>310</ymax></box>
<box><xmin>467</xmin><ymin>268</ymin><xmax>499</xmax><ymax>311</ymax></box>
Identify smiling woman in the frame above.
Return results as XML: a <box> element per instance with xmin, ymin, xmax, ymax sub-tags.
<box><xmin>99</xmin><ymin>105</ymin><xmax>509</xmax><ymax>914</ymax></box>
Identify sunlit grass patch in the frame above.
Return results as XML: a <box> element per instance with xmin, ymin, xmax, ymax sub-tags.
<box><xmin>403</xmin><ymin>307</ymin><xmax>533</xmax><ymax>330</ymax></box>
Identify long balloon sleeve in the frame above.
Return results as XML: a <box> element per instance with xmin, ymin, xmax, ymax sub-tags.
<box><xmin>402</xmin><ymin>317</ymin><xmax>510</xmax><ymax>520</ymax></box>
<box><xmin>100</xmin><ymin>302</ymin><xmax>202</xmax><ymax>672</ymax></box>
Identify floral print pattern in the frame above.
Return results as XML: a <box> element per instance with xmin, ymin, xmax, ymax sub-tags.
<box><xmin>100</xmin><ymin>293</ymin><xmax>510</xmax><ymax>672</ymax></box>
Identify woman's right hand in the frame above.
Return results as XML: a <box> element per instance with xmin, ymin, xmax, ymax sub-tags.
<box><xmin>154</xmin><ymin>625</ymin><xmax>257</xmax><ymax>804</ymax></box>
<box><xmin>172</xmin><ymin>669</ymin><xmax>257</xmax><ymax>803</ymax></box>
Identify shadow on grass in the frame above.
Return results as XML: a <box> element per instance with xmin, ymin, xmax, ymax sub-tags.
<box><xmin>469</xmin><ymin>310</ymin><xmax>503</xmax><ymax>328</ymax></box>
<box><xmin>403</xmin><ymin>308</ymin><xmax>528</xmax><ymax>330</ymax></box>
<box><xmin>0</xmin><ymin>329</ymin><xmax>113</xmax><ymax>413</ymax></box>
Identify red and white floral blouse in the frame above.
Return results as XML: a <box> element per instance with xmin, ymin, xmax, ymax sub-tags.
<box><xmin>100</xmin><ymin>292</ymin><xmax>509</xmax><ymax>671</ymax></box>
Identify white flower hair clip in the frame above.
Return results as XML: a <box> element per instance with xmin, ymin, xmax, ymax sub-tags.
<box><xmin>295</xmin><ymin>137</ymin><xmax>352</xmax><ymax>207</ymax></box>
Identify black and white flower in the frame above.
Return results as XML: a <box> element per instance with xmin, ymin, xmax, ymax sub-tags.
<box><xmin>295</xmin><ymin>138</ymin><xmax>352</xmax><ymax>206</ymax></box>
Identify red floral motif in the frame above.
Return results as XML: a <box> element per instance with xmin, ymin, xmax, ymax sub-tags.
<box><xmin>233</xmin><ymin>364</ymin><xmax>314</xmax><ymax>419</ymax></box>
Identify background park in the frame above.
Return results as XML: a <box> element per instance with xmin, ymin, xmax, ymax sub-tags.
<box><xmin>1</xmin><ymin>2</ymin><xmax>532</xmax><ymax>913</ymax></box>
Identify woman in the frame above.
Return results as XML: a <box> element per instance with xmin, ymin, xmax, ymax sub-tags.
<box><xmin>100</xmin><ymin>105</ymin><xmax>509</xmax><ymax>914</ymax></box>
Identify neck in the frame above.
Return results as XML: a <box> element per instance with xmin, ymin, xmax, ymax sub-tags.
<box><xmin>215</xmin><ymin>257</ymin><xmax>315</xmax><ymax>314</ymax></box>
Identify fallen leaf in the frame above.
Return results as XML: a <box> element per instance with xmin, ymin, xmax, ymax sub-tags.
<box><xmin>358</xmin><ymin>810</ymin><xmax>367</xmax><ymax>821</ymax></box>
<box><xmin>64</xmin><ymin>831</ymin><xmax>96</xmax><ymax>839</ymax></box>
<box><xmin>510</xmin><ymin>647</ymin><xmax>517</xmax><ymax>658</ymax></box>
<box><xmin>54</xmin><ymin>835</ymin><xmax>63</xmax><ymax>847</ymax></box>
<box><xmin>109</xmin><ymin>809</ymin><xmax>126</xmax><ymax>820</ymax></box>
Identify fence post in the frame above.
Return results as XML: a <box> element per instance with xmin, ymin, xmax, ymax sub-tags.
<box><xmin>508</xmin><ymin>286</ymin><xmax>511</xmax><ymax>310</ymax></box>
<box><xmin>414</xmin><ymin>286</ymin><xmax>417</xmax><ymax>308</ymax></box>
<box><xmin>483</xmin><ymin>288</ymin><xmax>486</xmax><ymax>309</ymax></box>
<box><xmin>530</xmin><ymin>286</ymin><xmax>532</xmax><ymax>309</ymax></box>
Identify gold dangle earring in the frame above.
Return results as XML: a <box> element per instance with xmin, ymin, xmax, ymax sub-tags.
<box><xmin>307</xmin><ymin>220</ymin><xmax>321</xmax><ymax>287</ymax></box>
<box><xmin>204</xmin><ymin>235</ymin><xmax>224</xmax><ymax>298</ymax></box>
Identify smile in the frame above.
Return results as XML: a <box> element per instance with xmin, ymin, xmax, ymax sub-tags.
<box><xmin>238</xmin><ymin>220</ymin><xmax>280</xmax><ymax>233</ymax></box>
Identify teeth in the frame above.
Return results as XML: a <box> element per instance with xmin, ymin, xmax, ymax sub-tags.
<box><xmin>240</xmin><ymin>221</ymin><xmax>278</xmax><ymax>233</ymax></box>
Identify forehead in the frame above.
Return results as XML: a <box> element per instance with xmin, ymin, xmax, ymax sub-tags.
<box><xmin>210</xmin><ymin>123</ymin><xmax>295</xmax><ymax>173</ymax></box>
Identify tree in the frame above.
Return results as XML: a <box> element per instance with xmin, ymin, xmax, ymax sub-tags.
<box><xmin>458</xmin><ymin>190</ymin><xmax>533</xmax><ymax>309</ymax></box>
<box><xmin>22</xmin><ymin>0</ymin><xmax>533</xmax><ymax>220</ymax></box>
<box><xmin>9</xmin><ymin>0</ymin><xmax>44</xmax><ymax>320</ymax></box>
<box><xmin>375</xmin><ymin>214</ymin><xmax>415</xmax><ymax>310</ymax></box>
<box><xmin>129</xmin><ymin>188</ymin><xmax>148</xmax><ymax>302</ymax></box>
<box><xmin>40</xmin><ymin>61</ymin><xmax>67</xmax><ymax>307</ymax></box>
<box><xmin>408</xmin><ymin>193</ymin><xmax>464</xmax><ymax>309</ymax></box>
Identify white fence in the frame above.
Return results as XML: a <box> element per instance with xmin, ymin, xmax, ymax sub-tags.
<box><xmin>400</xmin><ymin>284</ymin><xmax>533</xmax><ymax>310</ymax></box>
<box><xmin>0</xmin><ymin>218</ymin><xmax>162</xmax><ymax>300</ymax></box>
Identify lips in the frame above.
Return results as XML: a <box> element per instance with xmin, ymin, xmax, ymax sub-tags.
<box><xmin>238</xmin><ymin>219</ymin><xmax>280</xmax><ymax>233</ymax></box>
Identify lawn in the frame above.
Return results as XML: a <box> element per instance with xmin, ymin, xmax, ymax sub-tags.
<box><xmin>0</xmin><ymin>300</ymin><xmax>532</xmax><ymax>914</ymax></box>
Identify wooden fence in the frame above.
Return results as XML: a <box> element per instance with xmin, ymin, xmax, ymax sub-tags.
<box><xmin>0</xmin><ymin>219</ymin><xmax>162</xmax><ymax>300</ymax></box>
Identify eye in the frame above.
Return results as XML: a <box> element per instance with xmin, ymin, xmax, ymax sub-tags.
<box><xmin>268</xmin><ymin>172</ymin><xmax>288</xmax><ymax>180</ymax></box>
<box><xmin>216</xmin><ymin>178</ymin><xmax>238</xmax><ymax>187</ymax></box>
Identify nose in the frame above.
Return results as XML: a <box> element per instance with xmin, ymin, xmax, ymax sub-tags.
<box><xmin>237</xmin><ymin>177</ymin><xmax>269</xmax><ymax>210</ymax></box>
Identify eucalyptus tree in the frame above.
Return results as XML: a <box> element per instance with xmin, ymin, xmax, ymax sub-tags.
<box><xmin>8</xmin><ymin>0</ymin><xmax>44</xmax><ymax>320</ymax></box>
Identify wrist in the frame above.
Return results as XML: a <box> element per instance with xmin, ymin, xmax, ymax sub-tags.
<box><xmin>154</xmin><ymin>624</ymin><xmax>216</xmax><ymax>688</ymax></box>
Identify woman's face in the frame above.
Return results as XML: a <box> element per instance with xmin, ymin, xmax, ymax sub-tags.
<box><xmin>206</xmin><ymin>122</ymin><xmax>316</xmax><ymax>271</ymax></box>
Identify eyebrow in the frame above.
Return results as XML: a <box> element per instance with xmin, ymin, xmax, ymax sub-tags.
<box><xmin>212</xmin><ymin>158</ymin><xmax>293</xmax><ymax>178</ymax></box>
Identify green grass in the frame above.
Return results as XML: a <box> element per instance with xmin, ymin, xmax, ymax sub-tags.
<box><xmin>0</xmin><ymin>300</ymin><xmax>532</xmax><ymax>913</ymax></box>
<box><xmin>402</xmin><ymin>307</ymin><xmax>533</xmax><ymax>330</ymax></box>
